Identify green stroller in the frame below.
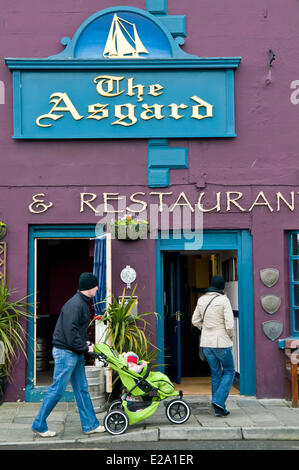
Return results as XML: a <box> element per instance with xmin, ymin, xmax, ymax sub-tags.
<box><xmin>93</xmin><ymin>343</ymin><xmax>191</xmax><ymax>435</ymax></box>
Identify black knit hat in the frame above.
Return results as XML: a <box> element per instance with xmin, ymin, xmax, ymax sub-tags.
<box><xmin>210</xmin><ymin>275</ymin><xmax>225</xmax><ymax>291</ymax></box>
<box><xmin>79</xmin><ymin>272</ymin><xmax>98</xmax><ymax>291</ymax></box>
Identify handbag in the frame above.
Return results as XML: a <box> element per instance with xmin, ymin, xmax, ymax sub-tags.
<box><xmin>198</xmin><ymin>295</ymin><xmax>219</xmax><ymax>361</ymax></box>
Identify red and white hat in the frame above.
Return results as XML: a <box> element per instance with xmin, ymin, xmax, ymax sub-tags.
<box><xmin>126</xmin><ymin>352</ymin><xmax>138</xmax><ymax>364</ymax></box>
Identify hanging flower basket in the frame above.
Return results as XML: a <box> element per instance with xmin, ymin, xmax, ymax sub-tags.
<box><xmin>0</xmin><ymin>223</ymin><xmax>6</xmax><ymax>240</ymax></box>
<box><xmin>108</xmin><ymin>215</ymin><xmax>149</xmax><ymax>241</ymax></box>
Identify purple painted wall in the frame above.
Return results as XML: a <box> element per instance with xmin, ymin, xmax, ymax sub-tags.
<box><xmin>1</xmin><ymin>0</ymin><xmax>299</xmax><ymax>400</ymax></box>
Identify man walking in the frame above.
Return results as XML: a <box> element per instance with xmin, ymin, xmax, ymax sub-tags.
<box><xmin>32</xmin><ymin>272</ymin><xmax>106</xmax><ymax>437</ymax></box>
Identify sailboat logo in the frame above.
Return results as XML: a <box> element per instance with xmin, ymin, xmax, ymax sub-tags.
<box><xmin>103</xmin><ymin>14</ymin><xmax>149</xmax><ymax>58</ymax></box>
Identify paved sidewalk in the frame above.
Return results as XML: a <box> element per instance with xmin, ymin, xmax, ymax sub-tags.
<box><xmin>1</xmin><ymin>395</ymin><xmax>299</xmax><ymax>446</ymax></box>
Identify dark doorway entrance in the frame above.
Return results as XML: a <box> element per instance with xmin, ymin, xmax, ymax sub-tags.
<box><xmin>163</xmin><ymin>250</ymin><xmax>239</xmax><ymax>394</ymax></box>
<box><xmin>35</xmin><ymin>238</ymin><xmax>94</xmax><ymax>386</ymax></box>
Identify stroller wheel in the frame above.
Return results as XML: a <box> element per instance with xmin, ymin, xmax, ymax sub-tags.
<box><xmin>108</xmin><ymin>399</ymin><xmax>122</xmax><ymax>412</ymax></box>
<box><xmin>165</xmin><ymin>399</ymin><xmax>191</xmax><ymax>424</ymax></box>
<box><xmin>104</xmin><ymin>410</ymin><xmax>129</xmax><ymax>435</ymax></box>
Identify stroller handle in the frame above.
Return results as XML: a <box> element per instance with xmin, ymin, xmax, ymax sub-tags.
<box><xmin>88</xmin><ymin>351</ymin><xmax>108</xmax><ymax>366</ymax></box>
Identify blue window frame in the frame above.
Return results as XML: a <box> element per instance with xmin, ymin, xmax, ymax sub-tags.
<box><xmin>289</xmin><ymin>232</ymin><xmax>299</xmax><ymax>336</ymax></box>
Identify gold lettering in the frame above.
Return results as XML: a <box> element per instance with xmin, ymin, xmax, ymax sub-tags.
<box><xmin>86</xmin><ymin>103</ymin><xmax>109</xmax><ymax>120</ymax></box>
<box><xmin>148</xmin><ymin>83</ymin><xmax>164</xmax><ymax>97</ymax></box>
<box><xmin>29</xmin><ymin>193</ymin><xmax>53</xmax><ymax>213</ymax></box>
<box><xmin>80</xmin><ymin>193</ymin><xmax>97</xmax><ymax>213</ymax></box>
<box><xmin>127</xmin><ymin>78</ymin><xmax>144</xmax><ymax>103</ymax></box>
<box><xmin>191</xmin><ymin>96</ymin><xmax>213</xmax><ymax>120</ymax></box>
<box><xmin>113</xmin><ymin>104</ymin><xmax>137</xmax><ymax>126</ymax></box>
<box><xmin>248</xmin><ymin>191</ymin><xmax>274</xmax><ymax>212</ymax></box>
<box><xmin>277</xmin><ymin>192</ymin><xmax>295</xmax><ymax>211</ymax></box>
<box><xmin>170</xmin><ymin>192</ymin><xmax>194</xmax><ymax>213</ymax></box>
<box><xmin>150</xmin><ymin>192</ymin><xmax>173</xmax><ymax>212</ymax></box>
<box><xmin>128</xmin><ymin>192</ymin><xmax>147</xmax><ymax>212</ymax></box>
<box><xmin>36</xmin><ymin>92</ymin><xmax>83</xmax><ymax>128</ymax></box>
<box><xmin>140</xmin><ymin>104</ymin><xmax>164</xmax><ymax>120</ymax></box>
<box><xmin>103</xmin><ymin>193</ymin><xmax>125</xmax><ymax>213</ymax></box>
<box><xmin>168</xmin><ymin>103</ymin><xmax>188</xmax><ymax>120</ymax></box>
<box><xmin>94</xmin><ymin>75</ymin><xmax>124</xmax><ymax>97</ymax></box>
<box><xmin>197</xmin><ymin>192</ymin><xmax>221</xmax><ymax>212</ymax></box>
<box><xmin>226</xmin><ymin>192</ymin><xmax>246</xmax><ymax>212</ymax></box>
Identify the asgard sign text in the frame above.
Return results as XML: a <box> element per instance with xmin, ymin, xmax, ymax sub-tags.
<box><xmin>36</xmin><ymin>75</ymin><xmax>214</xmax><ymax>128</ymax></box>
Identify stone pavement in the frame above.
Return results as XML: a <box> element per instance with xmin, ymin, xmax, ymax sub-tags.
<box><xmin>1</xmin><ymin>395</ymin><xmax>299</xmax><ymax>446</ymax></box>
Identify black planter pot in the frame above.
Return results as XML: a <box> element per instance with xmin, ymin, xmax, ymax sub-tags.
<box><xmin>0</xmin><ymin>374</ymin><xmax>7</xmax><ymax>405</ymax></box>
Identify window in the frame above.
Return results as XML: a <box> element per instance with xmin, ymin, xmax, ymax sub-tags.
<box><xmin>289</xmin><ymin>232</ymin><xmax>299</xmax><ymax>334</ymax></box>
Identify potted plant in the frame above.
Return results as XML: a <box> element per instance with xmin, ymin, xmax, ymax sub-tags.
<box><xmin>0</xmin><ymin>279</ymin><xmax>33</xmax><ymax>404</ymax></box>
<box><xmin>93</xmin><ymin>286</ymin><xmax>157</xmax><ymax>398</ymax></box>
<box><xmin>108</xmin><ymin>215</ymin><xmax>149</xmax><ymax>240</ymax></box>
<box><xmin>100</xmin><ymin>285</ymin><xmax>156</xmax><ymax>359</ymax></box>
<box><xmin>0</xmin><ymin>222</ymin><xmax>6</xmax><ymax>240</ymax></box>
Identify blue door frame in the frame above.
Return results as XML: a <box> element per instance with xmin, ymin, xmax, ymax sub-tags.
<box><xmin>166</xmin><ymin>253</ymin><xmax>182</xmax><ymax>383</ymax></box>
<box><xmin>155</xmin><ymin>229</ymin><xmax>255</xmax><ymax>396</ymax></box>
<box><xmin>26</xmin><ymin>224</ymin><xmax>101</xmax><ymax>402</ymax></box>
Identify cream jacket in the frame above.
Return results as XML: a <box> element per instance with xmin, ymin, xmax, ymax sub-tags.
<box><xmin>192</xmin><ymin>292</ymin><xmax>235</xmax><ymax>348</ymax></box>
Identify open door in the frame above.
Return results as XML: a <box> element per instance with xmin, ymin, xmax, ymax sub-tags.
<box><xmin>93</xmin><ymin>233</ymin><xmax>112</xmax><ymax>391</ymax></box>
<box><xmin>164</xmin><ymin>253</ymin><xmax>181</xmax><ymax>384</ymax></box>
<box><xmin>93</xmin><ymin>233</ymin><xmax>112</xmax><ymax>345</ymax></box>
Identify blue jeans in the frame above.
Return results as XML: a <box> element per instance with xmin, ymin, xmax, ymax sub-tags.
<box><xmin>203</xmin><ymin>347</ymin><xmax>235</xmax><ymax>411</ymax></box>
<box><xmin>32</xmin><ymin>347</ymin><xmax>99</xmax><ymax>433</ymax></box>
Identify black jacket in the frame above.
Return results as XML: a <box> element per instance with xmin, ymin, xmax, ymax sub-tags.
<box><xmin>53</xmin><ymin>291</ymin><xmax>91</xmax><ymax>354</ymax></box>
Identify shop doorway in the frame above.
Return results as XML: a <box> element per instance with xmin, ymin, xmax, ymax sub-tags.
<box><xmin>163</xmin><ymin>251</ymin><xmax>240</xmax><ymax>395</ymax></box>
<box><xmin>35</xmin><ymin>238</ymin><xmax>94</xmax><ymax>386</ymax></box>
<box><xmin>26</xmin><ymin>225</ymin><xmax>109</xmax><ymax>402</ymax></box>
<box><xmin>156</xmin><ymin>230</ymin><xmax>255</xmax><ymax>397</ymax></box>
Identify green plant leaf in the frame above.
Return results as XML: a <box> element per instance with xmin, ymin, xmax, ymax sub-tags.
<box><xmin>0</xmin><ymin>279</ymin><xmax>34</xmax><ymax>379</ymax></box>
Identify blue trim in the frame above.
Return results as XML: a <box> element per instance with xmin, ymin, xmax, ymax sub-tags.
<box><xmin>155</xmin><ymin>229</ymin><xmax>255</xmax><ymax>396</ymax></box>
<box><xmin>26</xmin><ymin>386</ymin><xmax>75</xmax><ymax>403</ymax></box>
<box><xmin>278</xmin><ymin>337</ymin><xmax>299</xmax><ymax>349</ymax></box>
<box><xmin>13</xmin><ymin>71</ymin><xmax>22</xmax><ymax>138</ymax></box>
<box><xmin>148</xmin><ymin>139</ymin><xmax>188</xmax><ymax>187</ymax></box>
<box><xmin>26</xmin><ymin>224</ymin><xmax>102</xmax><ymax>402</ymax></box>
<box><xmin>146</xmin><ymin>0</ymin><xmax>168</xmax><ymax>15</ymax></box>
<box><xmin>225</xmin><ymin>69</ymin><xmax>236</xmax><ymax>136</ymax></box>
<box><xmin>288</xmin><ymin>231</ymin><xmax>299</xmax><ymax>337</ymax></box>
<box><xmin>176</xmin><ymin>255</ymin><xmax>181</xmax><ymax>383</ymax></box>
<box><xmin>156</xmin><ymin>16</ymin><xmax>186</xmax><ymax>39</ymax></box>
<box><xmin>6</xmin><ymin>57</ymin><xmax>241</xmax><ymax>70</ymax></box>
<box><xmin>237</xmin><ymin>230</ymin><xmax>255</xmax><ymax>396</ymax></box>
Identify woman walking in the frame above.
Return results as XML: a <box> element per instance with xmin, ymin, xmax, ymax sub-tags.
<box><xmin>192</xmin><ymin>275</ymin><xmax>235</xmax><ymax>417</ymax></box>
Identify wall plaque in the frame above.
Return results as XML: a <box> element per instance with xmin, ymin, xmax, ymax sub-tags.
<box><xmin>260</xmin><ymin>295</ymin><xmax>281</xmax><ymax>314</ymax></box>
<box><xmin>262</xmin><ymin>321</ymin><xmax>283</xmax><ymax>342</ymax></box>
<box><xmin>260</xmin><ymin>268</ymin><xmax>279</xmax><ymax>287</ymax></box>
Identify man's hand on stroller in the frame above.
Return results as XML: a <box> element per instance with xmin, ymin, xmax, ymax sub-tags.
<box><xmin>86</xmin><ymin>345</ymin><xmax>108</xmax><ymax>366</ymax></box>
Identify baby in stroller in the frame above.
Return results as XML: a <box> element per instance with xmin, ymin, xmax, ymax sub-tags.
<box><xmin>123</xmin><ymin>351</ymin><xmax>147</xmax><ymax>374</ymax></box>
<box><xmin>122</xmin><ymin>351</ymin><xmax>147</xmax><ymax>406</ymax></box>
<box><xmin>93</xmin><ymin>343</ymin><xmax>191</xmax><ymax>435</ymax></box>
